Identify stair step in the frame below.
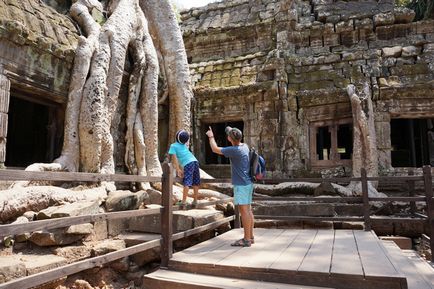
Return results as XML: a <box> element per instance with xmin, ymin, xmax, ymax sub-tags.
<box><xmin>382</xmin><ymin>240</ymin><xmax>434</xmax><ymax>289</ymax></box>
<box><xmin>143</xmin><ymin>269</ymin><xmax>335</xmax><ymax>289</ymax></box>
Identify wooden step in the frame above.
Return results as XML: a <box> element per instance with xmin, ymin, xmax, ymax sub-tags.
<box><xmin>382</xmin><ymin>240</ymin><xmax>434</xmax><ymax>289</ymax></box>
<box><xmin>143</xmin><ymin>269</ymin><xmax>335</xmax><ymax>289</ymax></box>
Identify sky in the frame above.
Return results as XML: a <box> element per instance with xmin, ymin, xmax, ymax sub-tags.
<box><xmin>171</xmin><ymin>0</ymin><xmax>220</xmax><ymax>10</ymax></box>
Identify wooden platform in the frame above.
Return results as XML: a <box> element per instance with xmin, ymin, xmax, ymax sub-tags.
<box><xmin>164</xmin><ymin>228</ymin><xmax>408</xmax><ymax>289</ymax></box>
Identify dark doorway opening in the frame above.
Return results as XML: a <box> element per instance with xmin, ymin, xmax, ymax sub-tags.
<box><xmin>316</xmin><ymin>126</ymin><xmax>331</xmax><ymax>160</ymax></box>
<box><xmin>391</xmin><ymin>118</ymin><xmax>434</xmax><ymax>167</ymax></box>
<box><xmin>5</xmin><ymin>97</ymin><xmax>51</xmax><ymax>168</ymax></box>
<box><xmin>204</xmin><ymin>121</ymin><xmax>244</xmax><ymax>165</ymax></box>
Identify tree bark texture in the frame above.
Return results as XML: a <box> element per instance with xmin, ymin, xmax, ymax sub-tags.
<box><xmin>346</xmin><ymin>84</ymin><xmax>383</xmax><ymax>197</ymax></box>
<box><xmin>13</xmin><ymin>0</ymin><xmax>192</xmax><ymax>191</ymax></box>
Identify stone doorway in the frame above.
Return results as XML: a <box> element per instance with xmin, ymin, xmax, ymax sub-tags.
<box><xmin>5</xmin><ymin>96</ymin><xmax>62</xmax><ymax>168</ymax></box>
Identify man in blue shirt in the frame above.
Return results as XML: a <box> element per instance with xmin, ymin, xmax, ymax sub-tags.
<box><xmin>206</xmin><ymin>126</ymin><xmax>254</xmax><ymax>247</ymax></box>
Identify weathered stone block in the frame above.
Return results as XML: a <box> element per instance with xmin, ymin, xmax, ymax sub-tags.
<box><xmin>37</xmin><ymin>201</ymin><xmax>100</xmax><ymax>220</ymax></box>
<box><xmin>340</xmin><ymin>30</ymin><xmax>358</xmax><ymax>47</ymax></box>
<box><xmin>373</xmin><ymin>12</ymin><xmax>395</xmax><ymax>27</ymax></box>
<box><xmin>335</xmin><ymin>20</ymin><xmax>354</xmax><ymax>33</ymax></box>
<box><xmin>393</xmin><ymin>7</ymin><xmax>415</xmax><ymax>24</ymax></box>
<box><xmin>128</xmin><ymin>209</ymin><xmax>224</xmax><ymax>233</ymax></box>
<box><xmin>401</xmin><ymin>45</ymin><xmax>421</xmax><ymax>57</ymax></box>
<box><xmin>416</xmin><ymin>20</ymin><xmax>434</xmax><ymax>34</ymax></box>
<box><xmin>382</xmin><ymin>46</ymin><xmax>402</xmax><ymax>57</ymax></box>
<box><xmin>389</xmin><ymin>63</ymin><xmax>429</xmax><ymax>76</ymax></box>
<box><xmin>21</xmin><ymin>254</ymin><xmax>67</xmax><ymax>275</ymax></box>
<box><xmin>322</xmin><ymin>33</ymin><xmax>339</xmax><ymax>47</ymax></box>
<box><xmin>0</xmin><ymin>257</ymin><xmax>26</xmax><ymax>283</ymax></box>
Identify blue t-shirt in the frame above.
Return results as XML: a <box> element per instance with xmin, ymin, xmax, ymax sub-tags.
<box><xmin>221</xmin><ymin>143</ymin><xmax>252</xmax><ymax>186</ymax></box>
<box><xmin>168</xmin><ymin>142</ymin><xmax>197</xmax><ymax>167</ymax></box>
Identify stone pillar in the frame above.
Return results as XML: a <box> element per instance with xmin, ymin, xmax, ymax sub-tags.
<box><xmin>0</xmin><ymin>73</ymin><xmax>10</xmax><ymax>167</ymax></box>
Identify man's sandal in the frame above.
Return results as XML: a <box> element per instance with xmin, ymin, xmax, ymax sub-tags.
<box><xmin>231</xmin><ymin>238</ymin><xmax>251</xmax><ymax>247</ymax></box>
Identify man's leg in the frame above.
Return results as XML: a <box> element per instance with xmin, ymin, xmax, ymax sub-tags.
<box><xmin>248</xmin><ymin>205</ymin><xmax>255</xmax><ymax>242</ymax></box>
<box><xmin>238</xmin><ymin>204</ymin><xmax>252</xmax><ymax>240</ymax></box>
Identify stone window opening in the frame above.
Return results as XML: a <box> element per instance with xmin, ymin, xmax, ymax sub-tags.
<box><xmin>310</xmin><ymin>119</ymin><xmax>353</xmax><ymax>167</ymax></box>
<box><xmin>204</xmin><ymin>121</ymin><xmax>244</xmax><ymax>165</ymax></box>
<box><xmin>391</xmin><ymin>118</ymin><xmax>434</xmax><ymax>167</ymax></box>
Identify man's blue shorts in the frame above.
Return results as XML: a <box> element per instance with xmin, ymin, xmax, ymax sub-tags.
<box><xmin>233</xmin><ymin>183</ymin><xmax>254</xmax><ymax>205</ymax></box>
<box><xmin>183</xmin><ymin>161</ymin><xmax>200</xmax><ymax>187</ymax></box>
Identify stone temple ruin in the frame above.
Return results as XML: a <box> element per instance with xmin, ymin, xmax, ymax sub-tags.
<box><xmin>0</xmin><ymin>0</ymin><xmax>433</xmax><ymax>179</ymax></box>
<box><xmin>0</xmin><ymin>0</ymin><xmax>433</xmax><ymax>288</ymax></box>
<box><xmin>182</xmin><ymin>0</ymin><xmax>434</xmax><ymax>179</ymax></box>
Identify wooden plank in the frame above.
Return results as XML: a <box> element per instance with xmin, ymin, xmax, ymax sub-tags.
<box><xmin>173</xmin><ymin>229</ymin><xmax>270</xmax><ymax>266</ymax></box>
<box><xmin>383</xmin><ymin>242</ymin><xmax>432</xmax><ymax>289</ymax></box>
<box><xmin>144</xmin><ymin>269</ymin><xmax>335</xmax><ymax>289</ymax></box>
<box><xmin>0</xmin><ymin>208</ymin><xmax>161</xmax><ymax>237</ymax></box>
<box><xmin>0</xmin><ymin>169</ymin><xmax>161</xmax><ymax>182</ymax></box>
<box><xmin>245</xmin><ymin>230</ymin><xmax>299</xmax><ymax>269</ymax></box>
<box><xmin>171</xmin><ymin>229</ymin><xmax>241</xmax><ymax>262</ymax></box>
<box><xmin>353</xmin><ymin>230</ymin><xmax>400</xmax><ymax>278</ymax></box>
<box><xmin>189</xmin><ymin>228</ymin><xmax>270</xmax><ymax>266</ymax></box>
<box><xmin>269</xmin><ymin>229</ymin><xmax>318</xmax><ymax>271</ymax></box>
<box><xmin>330</xmin><ymin>230</ymin><xmax>363</xmax><ymax>276</ymax></box>
<box><xmin>216</xmin><ymin>229</ymin><xmax>283</xmax><ymax>267</ymax></box>
<box><xmin>255</xmin><ymin>216</ymin><xmax>364</xmax><ymax>222</ymax></box>
<box><xmin>254</xmin><ymin>197</ymin><xmax>363</xmax><ymax>202</ymax></box>
<box><xmin>402</xmin><ymin>250</ymin><xmax>434</xmax><ymax>288</ymax></box>
<box><xmin>299</xmin><ymin>229</ymin><xmax>335</xmax><ymax>273</ymax></box>
<box><xmin>0</xmin><ymin>239</ymin><xmax>161</xmax><ymax>289</ymax></box>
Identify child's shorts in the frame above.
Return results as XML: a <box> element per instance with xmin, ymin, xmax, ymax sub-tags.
<box><xmin>233</xmin><ymin>183</ymin><xmax>254</xmax><ymax>205</ymax></box>
<box><xmin>183</xmin><ymin>161</ymin><xmax>200</xmax><ymax>187</ymax></box>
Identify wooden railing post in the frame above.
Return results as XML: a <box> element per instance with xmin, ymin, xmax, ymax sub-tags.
<box><xmin>361</xmin><ymin>168</ymin><xmax>371</xmax><ymax>231</ymax></box>
<box><xmin>234</xmin><ymin>205</ymin><xmax>240</xmax><ymax>228</ymax></box>
<box><xmin>422</xmin><ymin>165</ymin><xmax>434</xmax><ymax>262</ymax></box>
<box><xmin>408</xmin><ymin>168</ymin><xmax>416</xmax><ymax>215</ymax></box>
<box><xmin>160</xmin><ymin>162</ymin><xmax>173</xmax><ymax>268</ymax></box>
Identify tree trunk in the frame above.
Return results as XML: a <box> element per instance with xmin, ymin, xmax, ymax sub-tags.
<box><xmin>140</xmin><ymin>0</ymin><xmax>193</xmax><ymax>145</ymax></box>
<box><xmin>12</xmin><ymin>0</ymin><xmax>192</xmax><ymax>192</ymax></box>
<box><xmin>346</xmin><ymin>84</ymin><xmax>384</xmax><ymax>197</ymax></box>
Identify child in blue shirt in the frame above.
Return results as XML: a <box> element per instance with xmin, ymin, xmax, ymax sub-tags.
<box><xmin>168</xmin><ymin>129</ymin><xmax>200</xmax><ymax>205</ymax></box>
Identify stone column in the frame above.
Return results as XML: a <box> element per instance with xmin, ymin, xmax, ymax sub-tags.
<box><xmin>0</xmin><ymin>73</ymin><xmax>10</xmax><ymax>167</ymax></box>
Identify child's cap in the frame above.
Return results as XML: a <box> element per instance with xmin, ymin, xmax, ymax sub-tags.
<box><xmin>176</xmin><ymin>129</ymin><xmax>189</xmax><ymax>144</ymax></box>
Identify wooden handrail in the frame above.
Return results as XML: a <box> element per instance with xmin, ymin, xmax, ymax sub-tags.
<box><xmin>0</xmin><ymin>208</ymin><xmax>161</xmax><ymax>237</ymax></box>
<box><xmin>0</xmin><ymin>169</ymin><xmax>161</xmax><ymax>182</ymax></box>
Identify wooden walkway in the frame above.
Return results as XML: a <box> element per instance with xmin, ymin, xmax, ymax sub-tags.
<box><xmin>148</xmin><ymin>229</ymin><xmax>411</xmax><ymax>289</ymax></box>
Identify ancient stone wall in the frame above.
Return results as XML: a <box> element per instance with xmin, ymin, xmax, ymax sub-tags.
<box><xmin>181</xmin><ymin>0</ymin><xmax>434</xmax><ymax>177</ymax></box>
<box><xmin>0</xmin><ymin>0</ymin><xmax>79</xmax><ymax>166</ymax></box>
